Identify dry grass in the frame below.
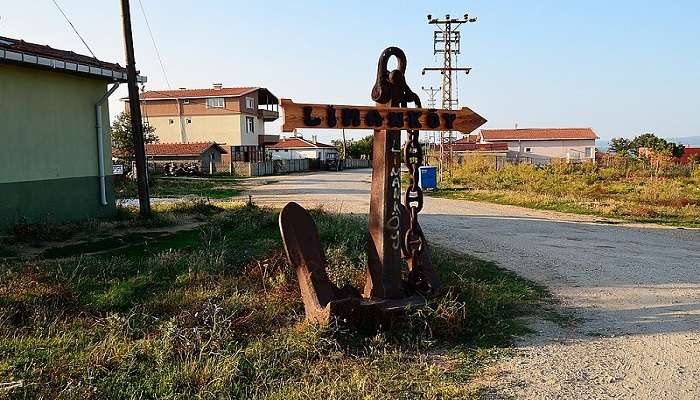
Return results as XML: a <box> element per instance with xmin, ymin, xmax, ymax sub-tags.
<box><xmin>433</xmin><ymin>156</ymin><xmax>700</xmax><ymax>227</ymax></box>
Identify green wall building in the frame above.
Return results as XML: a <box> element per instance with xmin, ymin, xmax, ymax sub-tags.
<box><xmin>0</xmin><ymin>36</ymin><xmax>146</xmax><ymax>228</ymax></box>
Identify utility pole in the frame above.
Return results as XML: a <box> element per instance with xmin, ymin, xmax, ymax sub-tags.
<box><xmin>421</xmin><ymin>86</ymin><xmax>442</xmax><ymax>144</ymax></box>
<box><xmin>421</xmin><ymin>86</ymin><xmax>440</xmax><ymax>162</ymax></box>
<box><xmin>120</xmin><ymin>0</ymin><xmax>151</xmax><ymax>216</ymax></box>
<box><xmin>342</xmin><ymin>128</ymin><xmax>347</xmax><ymax>161</ymax></box>
<box><xmin>423</xmin><ymin>13</ymin><xmax>477</xmax><ymax>179</ymax></box>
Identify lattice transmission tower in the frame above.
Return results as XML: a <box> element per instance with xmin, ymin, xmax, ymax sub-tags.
<box><xmin>421</xmin><ymin>86</ymin><xmax>440</xmax><ymax>145</ymax></box>
<box><xmin>422</xmin><ymin>13</ymin><xmax>477</xmax><ymax>177</ymax></box>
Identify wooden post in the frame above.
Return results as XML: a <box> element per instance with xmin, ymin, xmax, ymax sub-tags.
<box><xmin>120</xmin><ymin>0</ymin><xmax>151</xmax><ymax>216</ymax></box>
<box><xmin>365</xmin><ymin>125</ymin><xmax>404</xmax><ymax>299</ymax></box>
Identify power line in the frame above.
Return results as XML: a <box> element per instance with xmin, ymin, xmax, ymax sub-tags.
<box><xmin>50</xmin><ymin>0</ymin><xmax>96</xmax><ymax>58</ymax></box>
<box><xmin>137</xmin><ymin>0</ymin><xmax>171</xmax><ymax>89</ymax></box>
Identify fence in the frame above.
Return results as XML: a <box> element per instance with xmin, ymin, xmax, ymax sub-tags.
<box><xmin>343</xmin><ymin>158</ymin><xmax>372</xmax><ymax>169</ymax></box>
<box><xmin>215</xmin><ymin>158</ymin><xmax>372</xmax><ymax>177</ymax></box>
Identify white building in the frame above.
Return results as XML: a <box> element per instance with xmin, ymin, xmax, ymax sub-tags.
<box><xmin>266</xmin><ymin>136</ymin><xmax>338</xmax><ymax>161</ymax></box>
<box><xmin>479</xmin><ymin>128</ymin><xmax>598</xmax><ymax>164</ymax></box>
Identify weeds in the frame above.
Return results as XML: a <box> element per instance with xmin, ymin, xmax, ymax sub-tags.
<box><xmin>0</xmin><ymin>205</ymin><xmax>546</xmax><ymax>399</ymax></box>
<box><xmin>433</xmin><ymin>156</ymin><xmax>700</xmax><ymax>227</ymax></box>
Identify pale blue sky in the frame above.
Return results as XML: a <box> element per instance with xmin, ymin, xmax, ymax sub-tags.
<box><xmin>1</xmin><ymin>0</ymin><xmax>699</xmax><ymax>141</ymax></box>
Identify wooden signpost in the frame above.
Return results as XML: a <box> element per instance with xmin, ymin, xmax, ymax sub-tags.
<box><xmin>281</xmin><ymin>100</ymin><xmax>487</xmax><ymax>135</ymax></box>
<box><xmin>278</xmin><ymin>47</ymin><xmax>486</xmax><ymax>327</ymax></box>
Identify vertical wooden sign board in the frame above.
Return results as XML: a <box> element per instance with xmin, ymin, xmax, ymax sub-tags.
<box><xmin>366</xmin><ymin>121</ymin><xmax>404</xmax><ymax>298</ymax></box>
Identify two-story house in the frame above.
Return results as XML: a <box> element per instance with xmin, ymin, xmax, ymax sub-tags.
<box><xmin>130</xmin><ymin>85</ymin><xmax>279</xmax><ymax>162</ymax></box>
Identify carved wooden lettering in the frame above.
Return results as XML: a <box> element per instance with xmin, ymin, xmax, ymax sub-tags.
<box><xmin>282</xmin><ymin>99</ymin><xmax>486</xmax><ymax>134</ymax></box>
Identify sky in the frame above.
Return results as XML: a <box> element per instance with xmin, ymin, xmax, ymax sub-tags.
<box><xmin>1</xmin><ymin>0</ymin><xmax>699</xmax><ymax>142</ymax></box>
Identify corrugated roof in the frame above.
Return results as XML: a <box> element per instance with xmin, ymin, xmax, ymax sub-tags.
<box><xmin>481</xmin><ymin>128</ymin><xmax>599</xmax><ymax>141</ymax></box>
<box><xmin>267</xmin><ymin>137</ymin><xmax>335</xmax><ymax>149</ymax></box>
<box><xmin>0</xmin><ymin>35</ymin><xmax>140</xmax><ymax>83</ymax></box>
<box><xmin>141</xmin><ymin>87</ymin><xmax>258</xmax><ymax>100</ymax></box>
<box><xmin>0</xmin><ymin>35</ymin><xmax>123</xmax><ymax>70</ymax></box>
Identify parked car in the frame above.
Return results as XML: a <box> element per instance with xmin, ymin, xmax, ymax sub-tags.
<box><xmin>325</xmin><ymin>153</ymin><xmax>342</xmax><ymax>171</ymax></box>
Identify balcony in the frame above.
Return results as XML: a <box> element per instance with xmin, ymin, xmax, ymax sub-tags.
<box><xmin>258</xmin><ymin>134</ymin><xmax>280</xmax><ymax>146</ymax></box>
<box><xmin>258</xmin><ymin>108</ymin><xmax>279</xmax><ymax>122</ymax></box>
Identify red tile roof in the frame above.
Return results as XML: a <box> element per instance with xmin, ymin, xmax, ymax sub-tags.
<box><xmin>145</xmin><ymin>142</ymin><xmax>228</xmax><ymax>156</ymax></box>
<box><xmin>481</xmin><ymin>128</ymin><xmax>599</xmax><ymax>141</ymax></box>
<box><xmin>268</xmin><ymin>137</ymin><xmax>335</xmax><ymax>149</ymax></box>
<box><xmin>0</xmin><ymin>35</ymin><xmax>124</xmax><ymax>71</ymax></box>
<box><xmin>453</xmin><ymin>135</ymin><xmax>480</xmax><ymax>144</ymax></box>
<box><xmin>141</xmin><ymin>87</ymin><xmax>258</xmax><ymax>100</ymax></box>
<box><xmin>680</xmin><ymin>147</ymin><xmax>700</xmax><ymax>164</ymax></box>
<box><xmin>450</xmin><ymin>142</ymin><xmax>509</xmax><ymax>152</ymax></box>
<box><xmin>114</xmin><ymin>142</ymin><xmax>227</xmax><ymax>158</ymax></box>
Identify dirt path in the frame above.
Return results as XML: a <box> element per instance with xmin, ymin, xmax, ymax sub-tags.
<box><xmin>241</xmin><ymin>169</ymin><xmax>700</xmax><ymax>399</ymax></box>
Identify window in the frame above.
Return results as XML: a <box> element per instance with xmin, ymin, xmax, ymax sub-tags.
<box><xmin>246</xmin><ymin>96</ymin><xmax>255</xmax><ymax>109</ymax></box>
<box><xmin>525</xmin><ymin>147</ymin><xmax>532</xmax><ymax>152</ymax></box>
<box><xmin>245</xmin><ymin>116</ymin><xmax>255</xmax><ymax>134</ymax></box>
<box><xmin>585</xmin><ymin>147</ymin><xmax>594</xmax><ymax>158</ymax></box>
<box><xmin>168</xmin><ymin>119</ymin><xmax>174</xmax><ymax>125</ymax></box>
<box><xmin>186</xmin><ymin>118</ymin><xmax>192</xmax><ymax>124</ymax></box>
<box><xmin>206</xmin><ymin>97</ymin><xmax>225</xmax><ymax>108</ymax></box>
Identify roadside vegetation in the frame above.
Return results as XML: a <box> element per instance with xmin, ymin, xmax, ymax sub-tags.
<box><xmin>115</xmin><ymin>176</ymin><xmax>241</xmax><ymax>199</ymax></box>
<box><xmin>432</xmin><ymin>155</ymin><xmax>700</xmax><ymax>227</ymax></box>
<box><xmin>0</xmin><ymin>200</ymin><xmax>548</xmax><ymax>399</ymax></box>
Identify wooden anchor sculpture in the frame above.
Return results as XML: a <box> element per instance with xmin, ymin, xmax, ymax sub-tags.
<box><xmin>279</xmin><ymin>47</ymin><xmax>486</xmax><ymax>326</ymax></box>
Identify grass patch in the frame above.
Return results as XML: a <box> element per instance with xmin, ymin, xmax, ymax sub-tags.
<box><xmin>115</xmin><ymin>176</ymin><xmax>241</xmax><ymax>199</ymax></box>
<box><xmin>0</xmin><ymin>204</ymin><xmax>546</xmax><ymax>399</ymax></box>
<box><xmin>428</xmin><ymin>156</ymin><xmax>700</xmax><ymax>227</ymax></box>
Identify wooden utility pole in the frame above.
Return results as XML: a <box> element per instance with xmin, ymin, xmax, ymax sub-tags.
<box><xmin>342</xmin><ymin>128</ymin><xmax>347</xmax><ymax>160</ymax></box>
<box><xmin>120</xmin><ymin>0</ymin><xmax>151</xmax><ymax>216</ymax></box>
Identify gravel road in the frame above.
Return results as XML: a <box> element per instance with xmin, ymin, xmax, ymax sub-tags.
<box><xmin>242</xmin><ymin>168</ymin><xmax>700</xmax><ymax>399</ymax></box>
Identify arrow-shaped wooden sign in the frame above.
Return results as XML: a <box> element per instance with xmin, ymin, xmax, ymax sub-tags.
<box><xmin>281</xmin><ymin>99</ymin><xmax>487</xmax><ymax>134</ymax></box>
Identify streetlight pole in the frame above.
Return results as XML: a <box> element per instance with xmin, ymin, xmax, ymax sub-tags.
<box><xmin>120</xmin><ymin>0</ymin><xmax>151</xmax><ymax>216</ymax></box>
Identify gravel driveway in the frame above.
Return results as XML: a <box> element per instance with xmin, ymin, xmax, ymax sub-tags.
<box><xmin>242</xmin><ymin>168</ymin><xmax>700</xmax><ymax>399</ymax></box>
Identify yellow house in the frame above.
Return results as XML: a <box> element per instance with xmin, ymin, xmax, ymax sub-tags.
<box><xmin>129</xmin><ymin>85</ymin><xmax>279</xmax><ymax>162</ymax></box>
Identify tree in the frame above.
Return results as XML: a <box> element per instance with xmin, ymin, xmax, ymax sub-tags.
<box><xmin>608</xmin><ymin>137</ymin><xmax>632</xmax><ymax>155</ymax></box>
<box><xmin>630</xmin><ymin>133</ymin><xmax>685</xmax><ymax>158</ymax></box>
<box><xmin>111</xmin><ymin>111</ymin><xmax>158</xmax><ymax>158</ymax></box>
<box><xmin>610</xmin><ymin>133</ymin><xmax>685</xmax><ymax>158</ymax></box>
<box><xmin>335</xmin><ymin>135</ymin><xmax>374</xmax><ymax>159</ymax></box>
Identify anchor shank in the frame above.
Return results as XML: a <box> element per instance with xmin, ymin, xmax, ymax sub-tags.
<box><xmin>365</xmin><ymin>127</ymin><xmax>404</xmax><ymax>299</ymax></box>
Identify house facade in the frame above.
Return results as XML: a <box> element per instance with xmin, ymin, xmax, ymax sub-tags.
<box><xmin>0</xmin><ymin>35</ymin><xmax>142</xmax><ymax>227</ymax></box>
<box><xmin>132</xmin><ymin>85</ymin><xmax>279</xmax><ymax>162</ymax></box>
<box><xmin>266</xmin><ymin>137</ymin><xmax>338</xmax><ymax>161</ymax></box>
<box><xmin>479</xmin><ymin>128</ymin><xmax>598</xmax><ymax>164</ymax></box>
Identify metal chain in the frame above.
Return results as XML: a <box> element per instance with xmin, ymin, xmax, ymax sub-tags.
<box><xmin>373</xmin><ymin>47</ymin><xmax>430</xmax><ymax>291</ymax></box>
<box><xmin>403</xmin><ymin>129</ymin><xmax>425</xmax><ymax>265</ymax></box>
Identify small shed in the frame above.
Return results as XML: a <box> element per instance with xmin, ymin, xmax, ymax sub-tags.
<box><xmin>143</xmin><ymin>142</ymin><xmax>228</xmax><ymax>173</ymax></box>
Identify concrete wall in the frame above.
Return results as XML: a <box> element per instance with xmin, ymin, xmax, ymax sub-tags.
<box><xmin>496</xmin><ymin>139</ymin><xmax>596</xmax><ymax>163</ymax></box>
<box><xmin>146</xmin><ymin>114</ymin><xmax>264</xmax><ymax>147</ymax></box>
<box><xmin>0</xmin><ymin>63</ymin><xmax>116</xmax><ymax>227</ymax></box>
<box><xmin>268</xmin><ymin>147</ymin><xmax>337</xmax><ymax>160</ymax></box>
